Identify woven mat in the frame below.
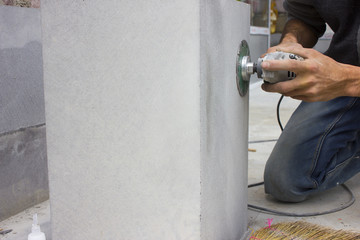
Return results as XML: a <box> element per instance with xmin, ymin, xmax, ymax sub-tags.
<box><xmin>249</xmin><ymin>221</ymin><xmax>360</xmax><ymax>240</ymax></box>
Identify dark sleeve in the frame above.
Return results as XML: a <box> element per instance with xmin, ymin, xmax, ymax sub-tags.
<box><xmin>284</xmin><ymin>0</ymin><xmax>326</xmax><ymax>38</ymax></box>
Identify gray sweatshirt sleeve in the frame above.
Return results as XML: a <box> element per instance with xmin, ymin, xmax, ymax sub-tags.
<box><xmin>284</xmin><ymin>0</ymin><xmax>326</xmax><ymax>38</ymax></box>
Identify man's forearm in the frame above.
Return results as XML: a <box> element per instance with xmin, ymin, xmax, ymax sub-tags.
<box><xmin>280</xmin><ymin>19</ymin><xmax>318</xmax><ymax>48</ymax></box>
<box><xmin>343</xmin><ymin>63</ymin><xmax>360</xmax><ymax>97</ymax></box>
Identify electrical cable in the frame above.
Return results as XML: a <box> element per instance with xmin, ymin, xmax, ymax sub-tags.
<box><xmin>248</xmin><ymin>139</ymin><xmax>278</xmax><ymax>144</ymax></box>
<box><xmin>248</xmin><ymin>183</ymin><xmax>355</xmax><ymax>217</ymax></box>
<box><xmin>276</xmin><ymin>95</ymin><xmax>284</xmax><ymax>131</ymax></box>
<box><xmin>248</xmin><ymin>94</ymin><xmax>356</xmax><ymax>217</ymax></box>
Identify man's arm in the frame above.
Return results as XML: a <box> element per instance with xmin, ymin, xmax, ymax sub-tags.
<box><xmin>261</xmin><ymin>18</ymin><xmax>360</xmax><ymax>101</ymax></box>
<box><xmin>342</xmin><ymin>64</ymin><xmax>360</xmax><ymax>97</ymax></box>
<box><xmin>280</xmin><ymin>19</ymin><xmax>318</xmax><ymax>48</ymax></box>
<box><xmin>261</xmin><ymin>47</ymin><xmax>360</xmax><ymax>101</ymax></box>
<box><xmin>264</xmin><ymin>18</ymin><xmax>318</xmax><ymax>56</ymax></box>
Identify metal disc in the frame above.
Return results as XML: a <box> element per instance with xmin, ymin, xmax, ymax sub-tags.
<box><xmin>236</xmin><ymin>40</ymin><xmax>250</xmax><ymax>97</ymax></box>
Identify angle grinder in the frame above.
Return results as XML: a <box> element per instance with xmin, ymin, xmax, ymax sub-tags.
<box><xmin>236</xmin><ymin>40</ymin><xmax>304</xmax><ymax>96</ymax></box>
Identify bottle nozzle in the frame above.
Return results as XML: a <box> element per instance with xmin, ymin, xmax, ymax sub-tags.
<box><xmin>28</xmin><ymin>213</ymin><xmax>46</xmax><ymax>240</ymax></box>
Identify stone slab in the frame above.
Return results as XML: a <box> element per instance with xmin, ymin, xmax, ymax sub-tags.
<box><xmin>0</xmin><ymin>5</ymin><xmax>48</xmax><ymax>222</ymax></box>
<box><xmin>200</xmin><ymin>1</ymin><xmax>249</xmax><ymax>239</ymax></box>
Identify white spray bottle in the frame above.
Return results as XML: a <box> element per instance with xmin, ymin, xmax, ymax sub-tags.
<box><xmin>28</xmin><ymin>214</ymin><xmax>46</xmax><ymax>240</ymax></box>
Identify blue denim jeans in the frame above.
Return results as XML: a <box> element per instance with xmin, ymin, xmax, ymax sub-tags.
<box><xmin>264</xmin><ymin>97</ymin><xmax>360</xmax><ymax>202</ymax></box>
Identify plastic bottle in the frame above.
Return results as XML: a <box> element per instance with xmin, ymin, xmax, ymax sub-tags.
<box><xmin>28</xmin><ymin>214</ymin><xmax>46</xmax><ymax>240</ymax></box>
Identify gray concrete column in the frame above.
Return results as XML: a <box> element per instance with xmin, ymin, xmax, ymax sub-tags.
<box><xmin>42</xmin><ymin>1</ymin><xmax>250</xmax><ymax>239</ymax></box>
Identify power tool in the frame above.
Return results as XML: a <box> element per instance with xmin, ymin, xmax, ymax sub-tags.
<box><xmin>236</xmin><ymin>40</ymin><xmax>304</xmax><ymax>96</ymax></box>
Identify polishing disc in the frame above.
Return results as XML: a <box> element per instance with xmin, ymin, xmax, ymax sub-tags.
<box><xmin>236</xmin><ymin>40</ymin><xmax>250</xmax><ymax>97</ymax></box>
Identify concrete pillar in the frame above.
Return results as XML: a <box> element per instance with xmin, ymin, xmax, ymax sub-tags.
<box><xmin>42</xmin><ymin>1</ymin><xmax>250</xmax><ymax>239</ymax></box>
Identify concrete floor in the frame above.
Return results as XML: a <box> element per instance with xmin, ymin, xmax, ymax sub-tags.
<box><xmin>1</xmin><ymin>84</ymin><xmax>359</xmax><ymax>239</ymax></box>
<box><xmin>248</xmin><ymin>82</ymin><xmax>360</xmax><ymax>234</ymax></box>
<box><xmin>0</xmin><ymin>200</ymin><xmax>50</xmax><ymax>239</ymax></box>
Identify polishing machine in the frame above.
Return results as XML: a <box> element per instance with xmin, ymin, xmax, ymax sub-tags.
<box><xmin>236</xmin><ymin>40</ymin><xmax>304</xmax><ymax>96</ymax></box>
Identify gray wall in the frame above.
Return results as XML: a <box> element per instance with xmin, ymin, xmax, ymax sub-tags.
<box><xmin>0</xmin><ymin>6</ymin><xmax>48</xmax><ymax>221</ymax></box>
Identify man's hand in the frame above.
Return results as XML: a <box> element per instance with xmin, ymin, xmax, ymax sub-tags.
<box><xmin>261</xmin><ymin>43</ymin><xmax>360</xmax><ymax>102</ymax></box>
<box><xmin>261</xmin><ymin>38</ymin><xmax>302</xmax><ymax>57</ymax></box>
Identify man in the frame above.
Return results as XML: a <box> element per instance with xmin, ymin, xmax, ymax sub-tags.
<box><xmin>262</xmin><ymin>0</ymin><xmax>360</xmax><ymax>202</ymax></box>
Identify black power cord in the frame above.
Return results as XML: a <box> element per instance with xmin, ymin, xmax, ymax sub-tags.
<box><xmin>248</xmin><ymin>183</ymin><xmax>355</xmax><ymax>217</ymax></box>
<box><xmin>248</xmin><ymin>94</ymin><xmax>356</xmax><ymax>217</ymax></box>
<box><xmin>276</xmin><ymin>95</ymin><xmax>284</xmax><ymax>131</ymax></box>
